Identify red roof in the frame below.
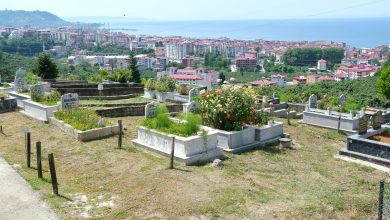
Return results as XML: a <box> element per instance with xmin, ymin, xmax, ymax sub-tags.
<box><xmin>319</xmin><ymin>76</ymin><xmax>335</xmax><ymax>81</ymax></box>
<box><xmin>293</xmin><ymin>76</ymin><xmax>307</xmax><ymax>81</ymax></box>
<box><xmin>318</xmin><ymin>59</ymin><xmax>327</xmax><ymax>63</ymax></box>
<box><xmin>170</xmin><ymin>74</ymin><xmax>203</xmax><ymax>80</ymax></box>
<box><xmin>250</xmin><ymin>80</ymin><xmax>276</xmax><ymax>86</ymax></box>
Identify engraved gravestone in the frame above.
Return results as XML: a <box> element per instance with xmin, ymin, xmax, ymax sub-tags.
<box><xmin>372</xmin><ymin>111</ymin><xmax>383</xmax><ymax>130</ymax></box>
<box><xmin>358</xmin><ymin>114</ymin><xmax>369</xmax><ymax>135</ymax></box>
<box><xmin>339</xmin><ymin>94</ymin><xmax>346</xmax><ymax>106</ymax></box>
<box><xmin>308</xmin><ymin>94</ymin><xmax>317</xmax><ymax>109</ymax></box>
<box><xmin>14</xmin><ymin>68</ymin><xmax>27</xmax><ymax>91</ymax></box>
<box><xmin>61</xmin><ymin>93</ymin><xmax>79</xmax><ymax>109</ymax></box>
<box><xmin>145</xmin><ymin>102</ymin><xmax>159</xmax><ymax>118</ymax></box>
<box><xmin>30</xmin><ymin>84</ymin><xmax>45</xmax><ymax>100</ymax></box>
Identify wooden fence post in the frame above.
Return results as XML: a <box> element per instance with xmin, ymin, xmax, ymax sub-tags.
<box><xmin>379</xmin><ymin>179</ymin><xmax>385</xmax><ymax>220</ymax></box>
<box><xmin>287</xmin><ymin>108</ymin><xmax>291</xmax><ymax>125</ymax></box>
<box><xmin>26</xmin><ymin>132</ymin><xmax>31</xmax><ymax>168</ymax></box>
<box><xmin>169</xmin><ymin>136</ymin><xmax>175</xmax><ymax>169</ymax></box>
<box><xmin>118</xmin><ymin>120</ymin><xmax>122</xmax><ymax>149</ymax></box>
<box><xmin>36</xmin><ymin>142</ymin><xmax>42</xmax><ymax>178</ymax></box>
<box><xmin>48</xmin><ymin>153</ymin><xmax>58</xmax><ymax>195</ymax></box>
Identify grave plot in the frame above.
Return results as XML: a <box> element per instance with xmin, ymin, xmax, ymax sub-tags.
<box><xmin>132</xmin><ymin>103</ymin><xmax>224</xmax><ymax>165</ymax></box>
<box><xmin>340</xmin><ymin>111</ymin><xmax>390</xmax><ymax>167</ymax></box>
<box><xmin>0</xmin><ymin>77</ymin><xmax>15</xmax><ymax>93</ymax></box>
<box><xmin>50</xmin><ymin>93</ymin><xmax>119</xmax><ymax>141</ymax></box>
<box><xmin>0</xmin><ymin>94</ymin><xmax>17</xmax><ymax>113</ymax></box>
<box><xmin>302</xmin><ymin>94</ymin><xmax>361</xmax><ymax>133</ymax></box>
<box><xmin>198</xmin><ymin>87</ymin><xmax>285</xmax><ymax>153</ymax></box>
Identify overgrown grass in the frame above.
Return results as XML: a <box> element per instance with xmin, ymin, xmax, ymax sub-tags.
<box><xmin>54</xmin><ymin>108</ymin><xmax>107</xmax><ymax>131</ymax></box>
<box><xmin>32</xmin><ymin>90</ymin><xmax>61</xmax><ymax>106</ymax></box>
<box><xmin>142</xmin><ymin>105</ymin><xmax>201</xmax><ymax>137</ymax></box>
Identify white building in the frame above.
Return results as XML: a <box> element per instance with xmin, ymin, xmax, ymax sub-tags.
<box><xmin>317</xmin><ymin>59</ymin><xmax>327</xmax><ymax>71</ymax></box>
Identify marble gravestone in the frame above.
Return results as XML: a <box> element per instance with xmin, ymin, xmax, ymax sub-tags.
<box><xmin>339</xmin><ymin>94</ymin><xmax>346</xmax><ymax>106</ymax></box>
<box><xmin>61</xmin><ymin>93</ymin><xmax>79</xmax><ymax>109</ymax></box>
<box><xmin>14</xmin><ymin>68</ymin><xmax>27</xmax><ymax>91</ymax></box>
<box><xmin>145</xmin><ymin>102</ymin><xmax>159</xmax><ymax>118</ymax></box>
<box><xmin>30</xmin><ymin>84</ymin><xmax>45</xmax><ymax>100</ymax></box>
<box><xmin>308</xmin><ymin>94</ymin><xmax>318</xmax><ymax>109</ymax></box>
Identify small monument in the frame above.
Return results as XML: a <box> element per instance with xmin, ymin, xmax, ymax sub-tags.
<box><xmin>358</xmin><ymin>114</ymin><xmax>369</xmax><ymax>135</ymax></box>
<box><xmin>14</xmin><ymin>68</ymin><xmax>27</xmax><ymax>91</ymax></box>
<box><xmin>339</xmin><ymin>94</ymin><xmax>346</xmax><ymax>106</ymax></box>
<box><xmin>308</xmin><ymin>94</ymin><xmax>317</xmax><ymax>109</ymax></box>
<box><xmin>145</xmin><ymin>102</ymin><xmax>159</xmax><ymax>118</ymax></box>
<box><xmin>372</xmin><ymin>111</ymin><xmax>383</xmax><ymax>130</ymax></box>
<box><xmin>30</xmin><ymin>84</ymin><xmax>45</xmax><ymax>100</ymax></box>
<box><xmin>61</xmin><ymin>93</ymin><xmax>79</xmax><ymax>109</ymax></box>
<box><xmin>189</xmin><ymin>88</ymin><xmax>199</xmax><ymax>102</ymax></box>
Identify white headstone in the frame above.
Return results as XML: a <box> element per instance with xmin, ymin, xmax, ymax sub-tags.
<box><xmin>14</xmin><ymin>68</ymin><xmax>27</xmax><ymax>91</ymax></box>
<box><xmin>262</xmin><ymin>96</ymin><xmax>268</xmax><ymax>104</ymax></box>
<box><xmin>30</xmin><ymin>84</ymin><xmax>45</xmax><ymax>99</ymax></box>
<box><xmin>98</xmin><ymin>84</ymin><xmax>104</xmax><ymax>91</ymax></box>
<box><xmin>61</xmin><ymin>93</ymin><xmax>79</xmax><ymax>109</ymax></box>
<box><xmin>339</xmin><ymin>94</ymin><xmax>346</xmax><ymax>106</ymax></box>
<box><xmin>145</xmin><ymin>102</ymin><xmax>159</xmax><ymax>118</ymax></box>
<box><xmin>184</xmin><ymin>102</ymin><xmax>198</xmax><ymax>114</ymax></box>
<box><xmin>308</xmin><ymin>94</ymin><xmax>318</xmax><ymax>109</ymax></box>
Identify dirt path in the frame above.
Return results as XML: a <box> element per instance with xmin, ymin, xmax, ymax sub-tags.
<box><xmin>0</xmin><ymin>156</ymin><xmax>58</xmax><ymax>220</ymax></box>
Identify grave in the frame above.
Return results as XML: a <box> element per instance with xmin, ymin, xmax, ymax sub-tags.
<box><xmin>14</xmin><ymin>68</ymin><xmax>27</xmax><ymax>92</ymax></box>
<box><xmin>61</xmin><ymin>93</ymin><xmax>79</xmax><ymax>109</ymax></box>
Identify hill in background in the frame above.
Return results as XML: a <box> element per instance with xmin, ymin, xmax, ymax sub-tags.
<box><xmin>0</xmin><ymin>10</ymin><xmax>100</xmax><ymax>28</ymax></box>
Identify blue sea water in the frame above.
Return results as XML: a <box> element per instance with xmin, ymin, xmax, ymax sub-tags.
<box><xmin>102</xmin><ymin>18</ymin><xmax>390</xmax><ymax>48</ymax></box>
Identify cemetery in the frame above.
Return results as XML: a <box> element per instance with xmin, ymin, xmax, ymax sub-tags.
<box><xmin>0</xmin><ymin>95</ymin><xmax>17</xmax><ymax>113</ymax></box>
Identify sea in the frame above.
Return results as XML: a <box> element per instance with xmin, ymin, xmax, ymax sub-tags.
<box><xmin>72</xmin><ymin>17</ymin><xmax>390</xmax><ymax>48</ymax></box>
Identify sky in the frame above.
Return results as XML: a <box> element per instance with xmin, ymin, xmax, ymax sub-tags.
<box><xmin>1</xmin><ymin>0</ymin><xmax>389</xmax><ymax>21</ymax></box>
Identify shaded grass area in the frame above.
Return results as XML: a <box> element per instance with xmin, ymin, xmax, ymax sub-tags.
<box><xmin>80</xmin><ymin>96</ymin><xmax>149</xmax><ymax>105</ymax></box>
<box><xmin>0</xmin><ymin>113</ymin><xmax>385</xmax><ymax>219</ymax></box>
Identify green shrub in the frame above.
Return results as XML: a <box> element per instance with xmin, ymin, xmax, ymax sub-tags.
<box><xmin>142</xmin><ymin>105</ymin><xmax>201</xmax><ymax>137</ymax></box>
<box><xmin>177</xmin><ymin>84</ymin><xmax>189</xmax><ymax>95</ymax></box>
<box><xmin>108</xmin><ymin>68</ymin><xmax>132</xmax><ymax>83</ymax></box>
<box><xmin>145</xmin><ymin>79</ymin><xmax>157</xmax><ymax>91</ymax></box>
<box><xmin>54</xmin><ymin>108</ymin><xmax>106</xmax><ymax>131</ymax></box>
<box><xmin>25</xmin><ymin>72</ymin><xmax>40</xmax><ymax>85</ymax></box>
<box><xmin>199</xmin><ymin>87</ymin><xmax>257</xmax><ymax>131</ymax></box>
<box><xmin>32</xmin><ymin>89</ymin><xmax>61</xmax><ymax>106</ymax></box>
<box><xmin>156</xmin><ymin>77</ymin><xmax>176</xmax><ymax>92</ymax></box>
<box><xmin>0</xmin><ymin>83</ymin><xmax>11</xmax><ymax>88</ymax></box>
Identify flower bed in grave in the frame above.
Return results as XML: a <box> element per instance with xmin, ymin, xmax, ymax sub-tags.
<box><xmin>132</xmin><ymin>104</ymin><xmax>224</xmax><ymax>165</ymax></box>
<box><xmin>50</xmin><ymin>108</ymin><xmax>119</xmax><ymax>142</ymax></box>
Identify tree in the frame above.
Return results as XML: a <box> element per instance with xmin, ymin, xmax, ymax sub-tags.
<box><xmin>378</xmin><ymin>63</ymin><xmax>390</xmax><ymax>99</ymax></box>
<box><xmin>33</xmin><ymin>53</ymin><xmax>58</xmax><ymax>79</ymax></box>
<box><xmin>128</xmin><ymin>51</ymin><xmax>140</xmax><ymax>83</ymax></box>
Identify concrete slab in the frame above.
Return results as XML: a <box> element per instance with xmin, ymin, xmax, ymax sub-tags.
<box><xmin>0</xmin><ymin>157</ymin><xmax>58</xmax><ymax>220</ymax></box>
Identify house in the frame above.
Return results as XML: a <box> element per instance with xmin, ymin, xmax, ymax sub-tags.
<box><xmin>235</xmin><ymin>53</ymin><xmax>257</xmax><ymax>71</ymax></box>
<box><xmin>317</xmin><ymin>59</ymin><xmax>327</xmax><ymax>71</ymax></box>
<box><xmin>292</xmin><ymin>76</ymin><xmax>307</xmax><ymax>85</ymax></box>
<box><xmin>249</xmin><ymin>80</ymin><xmax>276</xmax><ymax>88</ymax></box>
<box><xmin>306</xmin><ymin>74</ymin><xmax>320</xmax><ymax>84</ymax></box>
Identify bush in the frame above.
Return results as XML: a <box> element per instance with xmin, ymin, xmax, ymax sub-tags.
<box><xmin>32</xmin><ymin>89</ymin><xmax>61</xmax><ymax>106</ymax></box>
<box><xmin>378</xmin><ymin>64</ymin><xmax>390</xmax><ymax>99</ymax></box>
<box><xmin>177</xmin><ymin>84</ymin><xmax>189</xmax><ymax>95</ymax></box>
<box><xmin>25</xmin><ymin>72</ymin><xmax>40</xmax><ymax>85</ymax></box>
<box><xmin>156</xmin><ymin>77</ymin><xmax>176</xmax><ymax>92</ymax></box>
<box><xmin>109</xmin><ymin>68</ymin><xmax>132</xmax><ymax>83</ymax></box>
<box><xmin>142</xmin><ymin>105</ymin><xmax>201</xmax><ymax>137</ymax></box>
<box><xmin>0</xmin><ymin>83</ymin><xmax>11</xmax><ymax>88</ymax></box>
<box><xmin>145</xmin><ymin>79</ymin><xmax>157</xmax><ymax>91</ymax></box>
<box><xmin>199</xmin><ymin>87</ymin><xmax>257</xmax><ymax>131</ymax></box>
<box><xmin>54</xmin><ymin>108</ymin><xmax>106</xmax><ymax>131</ymax></box>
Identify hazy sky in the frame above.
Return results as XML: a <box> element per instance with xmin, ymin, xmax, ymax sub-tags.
<box><xmin>1</xmin><ymin>0</ymin><xmax>389</xmax><ymax>20</ymax></box>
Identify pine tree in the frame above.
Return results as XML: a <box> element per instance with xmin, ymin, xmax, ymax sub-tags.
<box><xmin>128</xmin><ymin>51</ymin><xmax>140</xmax><ymax>83</ymax></box>
<box><xmin>34</xmin><ymin>53</ymin><xmax>58</xmax><ymax>79</ymax></box>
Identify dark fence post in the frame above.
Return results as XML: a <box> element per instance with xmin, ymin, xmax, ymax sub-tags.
<box><xmin>48</xmin><ymin>153</ymin><xmax>59</xmax><ymax>195</ymax></box>
<box><xmin>118</xmin><ymin>120</ymin><xmax>122</xmax><ymax>149</ymax></box>
<box><xmin>287</xmin><ymin>108</ymin><xmax>291</xmax><ymax>125</ymax></box>
<box><xmin>337</xmin><ymin>115</ymin><xmax>342</xmax><ymax>133</ymax></box>
<box><xmin>169</xmin><ymin>136</ymin><xmax>175</xmax><ymax>169</ymax></box>
<box><xmin>26</xmin><ymin>132</ymin><xmax>31</xmax><ymax>168</ymax></box>
<box><xmin>36</xmin><ymin>142</ymin><xmax>42</xmax><ymax>178</ymax></box>
<box><xmin>379</xmin><ymin>179</ymin><xmax>385</xmax><ymax>220</ymax></box>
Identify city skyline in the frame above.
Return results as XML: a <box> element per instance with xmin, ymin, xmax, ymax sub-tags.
<box><xmin>1</xmin><ymin>0</ymin><xmax>389</xmax><ymax>21</ymax></box>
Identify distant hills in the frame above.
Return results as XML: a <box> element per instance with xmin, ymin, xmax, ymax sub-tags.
<box><xmin>0</xmin><ymin>10</ymin><xmax>100</xmax><ymax>28</ymax></box>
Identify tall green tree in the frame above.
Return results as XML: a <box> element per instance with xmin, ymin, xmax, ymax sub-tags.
<box><xmin>128</xmin><ymin>51</ymin><xmax>140</xmax><ymax>83</ymax></box>
<box><xmin>378</xmin><ymin>62</ymin><xmax>390</xmax><ymax>99</ymax></box>
<box><xmin>33</xmin><ymin>53</ymin><xmax>58</xmax><ymax>79</ymax></box>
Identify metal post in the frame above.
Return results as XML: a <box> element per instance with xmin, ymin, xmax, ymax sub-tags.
<box><xmin>287</xmin><ymin>108</ymin><xmax>291</xmax><ymax>125</ymax></box>
<box><xmin>169</xmin><ymin>137</ymin><xmax>175</xmax><ymax>169</ymax></box>
<box><xmin>48</xmin><ymin>153</ymin><xmax>58</xmax><ymax>195</ymax></box>
<box><xmin>337</xmin><ymin>115</ymin><xmax>342</xmax><ymax>133</ymax></box>
<box><xmin>379</xmin><ymin>180</ymin><xmax>385</xmax><ymax>220</ymax></box>
<box><xmin>118</xmin><ymin>120</ymin><xmax>122</xmax><ymax>149</ymax></box>
<box><xmin>26</xmin><ymin>132</ymin><xmax>31</xmax><ymax>168</ymax></box>
<box><xmin>36</xmin><ymin>142</ymin><xmax>42</xmax><ymax>178</ymax></box>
